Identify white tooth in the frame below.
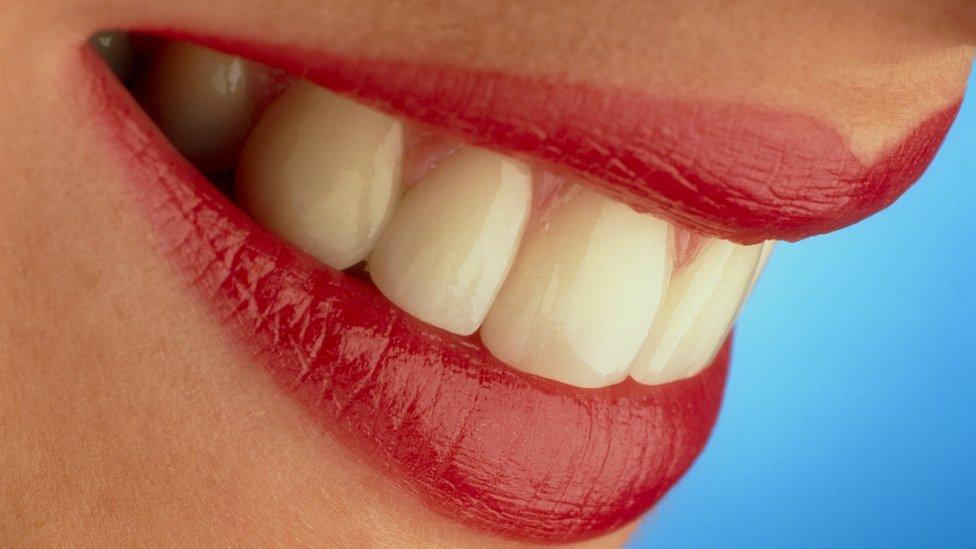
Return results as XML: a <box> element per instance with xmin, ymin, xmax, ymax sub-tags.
<box><xmin>237</xmin><ymin>81</ymin><xmax>403</xmax><ymax>270</ymax></box>
<box><xmin>368</xmin><ymin>149</ymin><xmax>531</xmax><ymax>335</ymax></box>
<box><xmin>141</xmin><ymin>42</ymin><xmax>256</xmax><ymax>171</ymax></box>
<box><xmin>748</xmin><ymin>240</ymin><xmax>776</xmax><ymax>292</ymax></box>
<box><xmin>629</xmin><ymin>238</ymin><xmax>764</xmax><ymax>385</ymax></box>
<box><xmin>90</xmin><ymin>31</ymin><xmax>134</xmax><ymax>80</ymax></box>
<box><xmin>480</xmin><ymin>187</ymin><xmax>672</xmax><ymax>388</ymax></box>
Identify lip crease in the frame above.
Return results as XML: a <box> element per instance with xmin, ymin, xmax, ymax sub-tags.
<box><xmin>79</xmin><ymin>39</ymin><xmax>734</xmax><ymax>542</ymax></box>
<box><xmin>148</xmin><ymin>30</ymin><xmax>961</xmax><ymax>245</ymax></box>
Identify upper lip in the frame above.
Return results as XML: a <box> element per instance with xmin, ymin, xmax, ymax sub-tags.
<box><xmin>155</xmin><ymin>29</ymin><xmax>959</xmax><ymax>245</ymax></box>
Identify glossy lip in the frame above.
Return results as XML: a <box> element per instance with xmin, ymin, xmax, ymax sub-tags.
<box><xmin>79</xmin><ymin>39</ymin><xmax>733</xmax><ymax>542</ymax></box>
<box><xmin>150</xmin><ymin>30</ymin><xmax>960</xmax><ymax>245</ymax></box>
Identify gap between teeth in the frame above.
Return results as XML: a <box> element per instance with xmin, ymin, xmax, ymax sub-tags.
<box><xmin>114</xmin><ymin>38</ymin><xmax>775</xmax><ymax>389</ymax></box>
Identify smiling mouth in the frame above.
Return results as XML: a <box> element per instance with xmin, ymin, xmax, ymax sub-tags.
<box><xmin>80</xmin><ymin>29</ymin><xmax>956</xmax><ymax>543</ymax></box>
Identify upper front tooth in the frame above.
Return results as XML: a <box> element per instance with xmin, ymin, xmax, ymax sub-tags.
<box><xmin>629</xmin><ymin>238</ymin><xmax>764</xmax><ymax>385</ymax></box>
<box><xmin>480</xmin><ymin>187</ymin><xmax>672</xmax><ymax>388</ymax></box>
<box><xmin>140</xmin><ymin>43</ymin><xmax>257</xmax><ymax>172</ymax></box>
<box><xmin>236</xmin><ymin>81</ymin><xmax>404</xmax><ymax>270</ymax></box>
<box><xmin>368</xmin><ymin>149</ymin><xmax>531</xmax><ymax>336</ymax></box>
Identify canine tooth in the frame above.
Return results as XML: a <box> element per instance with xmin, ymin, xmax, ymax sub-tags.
<box><xmin>90</xmin><ymin>31</ymin><xmax>134</xmax><ymax>80</ymax></box>
<box><xmin>368</xmin><ymin>149</ymin><xmax>531</xmax><ymax>335</ymax></box>
<box><xmin>236</xmin><ymin>81</ymin><xmax>403</xmax><ymax>270</ymax></box>
<box><xmin>141</xmin><ymin>43</ymin><xmax>256</xmax><ymax>171</ymax></box>
<box><xmin>481</xmin><ymin>188</ymin><xmax>672</xmax><ymax>388</ymax></box>
<box><xmin>629</xmin><ymin>239</ymin><xmax>764</xmax><ymax>385</ymax></box>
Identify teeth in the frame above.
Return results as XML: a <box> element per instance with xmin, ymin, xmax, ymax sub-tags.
<box><xmin>368</xmin><ymin>149</ymin><xmax>531</xmax><ymax>336</ymax></box>
<box><xmin>120</xmin><ymin>38</ymin><xmax>776</xmax><ymax>390</ymax></box>
<box><xmin>90</xmin><ymin>31</ymin><xmax>134</xmax><ymax>80</ymax></box>
<box><xmin>480</xmin><ymin>188</ymin><xmax>672</xmax><ymax>388</ymax></box>
<box><xmin>236</xmin><ymin>81</ymin><xmax>404</xmax><ymax>270</ymax></box>
<box><xmin>748</xmin><ymin>240</ymin><xmax>776</xmax><ymax>292</ymax></box>
<box><xmin>629</xmin><ymin>239</ymin><xmax>764</xmax><ymax>385</ymax></box>
<box><xmin>140</xmin><ymin>43</ymin><xmax>256</xmax><ymax>171</ymax></box>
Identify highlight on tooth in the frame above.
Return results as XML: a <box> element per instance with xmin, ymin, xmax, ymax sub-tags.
<box><xmin>368</xmin><ymin>148</ymin><xmax>532</xmax><ymax>336</ymax></box>
<box><xmin>480</xmin><ymin>187</ymin><xmax>673</xmax><ymax>388</ymax></box>
<box><xmin>236</xmin><ymin>80</ymin><xmax>404</xmax><ymax>270</ymax></box>
<box><xmin>96</xmin><ymin>34</ymin><xmax>777</xmax><ymax>391</ymax></box>
<box><xmin>629</xmin><ymin>238</ymin><xmax>764</xmax><ymax>385</ymax></box>
<box><xmin>749</xmin><ymin>240</ymin><xmax>776</xmax><ymax>292</ymax></box>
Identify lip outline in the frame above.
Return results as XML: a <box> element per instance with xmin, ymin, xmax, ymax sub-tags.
<box><xmin>77</xmin><ymin>36</ymin><xmax>738</xmax><ymax>542</ymax></box>
<box><xmin>138</xmin><ymin>29</ymin><xmax>964</xmax><ymax>246</ymax></box>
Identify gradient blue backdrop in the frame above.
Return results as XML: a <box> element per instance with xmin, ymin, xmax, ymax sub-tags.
<box><xmin>631</xmin><ymin>69</ymin><xmax>976</xmax><ymax>548</ymax></box>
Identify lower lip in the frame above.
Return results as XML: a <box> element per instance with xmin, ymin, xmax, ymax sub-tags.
<box><xmin>80</xmin><ymin>48</ymin><xmax>729</xmax><ymax>542</ymax></box>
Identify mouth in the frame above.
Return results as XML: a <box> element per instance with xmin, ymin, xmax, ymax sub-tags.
<box><xmin>79</xmin><ymin>29</ymin><xmax>955</xmax><ymax>543</ymax></box>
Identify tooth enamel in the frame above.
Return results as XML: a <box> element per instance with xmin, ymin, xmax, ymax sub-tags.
<box><xmin>236</xmin><ymin>81</ymin><xmax>404</xmax><ymax>270</ymax></box>
<box><xmin>748</xmin><ymin>240</ymin><xmax>776</xmax><ymax>292</ymax></box>
<box><xmin>629</xmin><ymin>238</ymin><xmax>764</xmax><ymax>385</ymax></box>
<box><xmin>480</xmin><ymin>187</ymin><xmax>672</xmax><ymax>388</ymax></box>
<box><xmin>368</xmin><ymin>149</ymin><xmax>531</xmax><ymax>336</ymax></box>
<box><xmin>141</xmin><ymin>43</ymin><xmax>256</xmax><ymax>171</ymax></box>
<box><xmin>90</xmin><ymin>31</ymin><xmax>134</xmax><ymax>80</ymax></box>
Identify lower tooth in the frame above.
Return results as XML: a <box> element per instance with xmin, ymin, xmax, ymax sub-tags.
<box><xmin>629</xmin><ymin>238</ymin><xmax>763</xmax><ymax>385</ymax></box>
<box><xmin>368</xmin><ymin>148</ymin><xmax>531</xmax><ymax>336</ymax></box>
<box><xmin>140</xmin><ymin>42</ymin><xmax>256</xmax><ymax>172</ymax></box>
<box><xmin>480</xmin><ymin>187</ymin><xmax>672</xmax><ymax>388</ymax></box>
<box><xmin>236</xmin><ymin>81</ymin><xmax>404</xmax><ymax>270</ymax></box>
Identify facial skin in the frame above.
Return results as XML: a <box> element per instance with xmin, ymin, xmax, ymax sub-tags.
<box><xmin>0</xmin><ymin>0</ymin><xmax>973</xmax><ymax>546</ymax></box>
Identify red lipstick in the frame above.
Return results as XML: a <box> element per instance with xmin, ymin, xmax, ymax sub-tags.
<box><xmin>81</xmin><ymin>49</ymin><xmax>729</xmax><ymax>542</ymax></box>
<box><xmin>156</xmin><ymin>32</ymin><xmax>961</xmax><ymax>245</ymax></box>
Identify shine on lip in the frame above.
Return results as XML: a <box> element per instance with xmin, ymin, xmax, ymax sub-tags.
<box><xmin>81</xmin><ymin>46</ymin><xmax>730</xmax><ymax>543</ymax></box>
<box><xmin>155</xmin><ymin>30</ymin><xmax>960</xmax><ymax>245</ymax></box>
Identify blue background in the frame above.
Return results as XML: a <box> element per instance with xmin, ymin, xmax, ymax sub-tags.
<box><xmin>631</xmin><ymin>70</ymin><xmax>975</xmax><ymax>547</ymax></box>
